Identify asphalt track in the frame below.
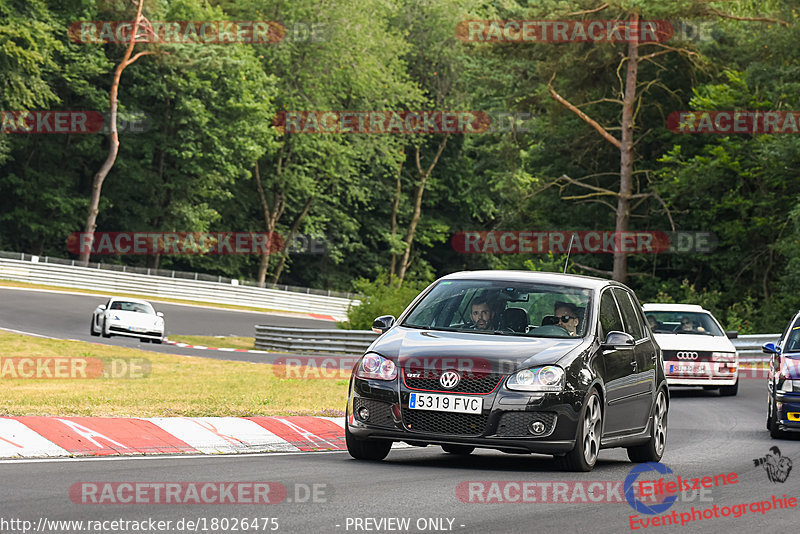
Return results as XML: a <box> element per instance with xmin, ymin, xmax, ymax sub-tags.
<box><xmin>0</xmin><ymin>287</ymin><xmax>332</xmax><ymax>363</ymax></box>
<box><xmin>0</xmin><ymin>379</ymin><xmax>797</xmax><ymax>534</ymax></box>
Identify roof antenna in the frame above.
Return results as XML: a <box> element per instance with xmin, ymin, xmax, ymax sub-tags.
<box><xmin>563</xmin><ymin>233</ymin><xmax>577</xmax><ymax>274</ymax></box>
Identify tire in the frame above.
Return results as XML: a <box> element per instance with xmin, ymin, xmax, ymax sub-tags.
<box><xmin>90</xmin><ymin>318</ymin><xmax>100</xmax><ymax>337</ymax></box>
<box><xmin>559</xmin><ymin>389</ymin><xmax>602</xmax><ymax>472</ymax></box>
<box><xmin>768</xmin><ymin>396</ymin><xmax>790</xmax><ymax>439</ymax></box>
<box><xmin>140</xmin><ymin>338</ymin><xmax>150</xmax><ymax>343</ymax></box>
<box><xmin>719</xmin><ymin>380</ymin><xmax>738</xmax><ymax>396</ymax></box>
<box><xmin>441</xmin><ymin>444</ymin><xmax>474</xmax><ymax>455</ymax></box>
<box><xmin>153</xmin><ymin>338</ymin><xmax>163</xmax><ymax>344</ymax></box>
<box><xmin>345</xmin><ymin>424</ymin><xmax>392</xmax><ymax>461</ymax></box>
<box><xmin>628</xmin><ymin>389</ymin><xmax>668</xmax><ymax>463</ymax></box>
<box><xmin>101</xmin><ymin>319</ymin><xmax>111</xmax><ymax>338</ymax></box>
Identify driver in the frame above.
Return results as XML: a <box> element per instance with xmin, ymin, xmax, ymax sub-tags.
<box><xmin>678</xmin><ymin>316</ymin><xmax>705</xmax><ymax>333</ymax></box>
<box><xmin>470</xmin><ymin>296</ymin><xmax>496</xmax><ymax>330</ymax></box>
<box><xmin>554</xmin><ymin>301</ymin><xmax>581</xmax><ymax>336</ymax></box>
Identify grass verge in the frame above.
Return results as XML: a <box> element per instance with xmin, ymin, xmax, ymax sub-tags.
<box><xmin>0</xmin><ymin>331</ymin><xmax>347</xmax><ymax>417</ymax></box>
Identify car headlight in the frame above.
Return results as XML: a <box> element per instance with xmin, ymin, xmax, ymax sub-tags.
<box><xmin>778</xmin><ymin>379</ymin><xmax>800</xmax><ymax>393</ymax></box>
<box><xmin>711</xmin><ymin>352</ymin><xmax>736</xmax><ymax>362</ymax></box>
<box><xmin>355</xmin><ymin>353</ymin><xmax>397</xmax><ymax>381</ymax></box>
<box><xmin>506</xmin><ymin>365</ymin><xmax>565</xmax><ymax>392</ymax></box>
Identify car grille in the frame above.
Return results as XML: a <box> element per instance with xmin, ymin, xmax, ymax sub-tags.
<box><xmin>401</xmin><ymin>408</ymin><xmax>488</xmax><ymax>436</ymax></box>
<box><xmin>403</xmin><ymin>369</ymin><xmax>504</xmax><ymax>394</ymax></box>
<box><xmin>495</xmin><ymin>412</ymin><xmax>557</xmax><ymax>437</ymax></box>
<box><xmin>353</xmin><ymin>398</ymin><xmax>395</xmax><ymax>428</ymax></box>
<box><xmin>662</xmin><ymin>350</ymin><xmax>712</xmax><ymax>362</ymax></box>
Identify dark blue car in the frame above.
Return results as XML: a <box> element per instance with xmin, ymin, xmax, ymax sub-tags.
<box><xmin>762</xmin><ymin>311</ymin><xmax>800</xmax><ymax>438</ymax></box>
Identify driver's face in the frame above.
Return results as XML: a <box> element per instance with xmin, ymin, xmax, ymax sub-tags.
<box><xmin>680</xmin><ymin>318</ymin><xmax>695</xmax><ymax>330</ymax></box>
<box><xmin>471</xmin><ymin>303</ymin><xmax>493</xmax><ymax>329</ymax></box>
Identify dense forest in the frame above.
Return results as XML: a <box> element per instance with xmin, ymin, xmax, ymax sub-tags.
<box><xmin>1</xmin><ymin>0</ymin><xmax>799</xmax><ymax>332</ymax></box>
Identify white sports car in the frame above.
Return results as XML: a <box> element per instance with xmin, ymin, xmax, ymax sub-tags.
<box><xmin>90</xmin><ymin>297</ymin><xmax>165</xmax><ymax>343</ymax></box>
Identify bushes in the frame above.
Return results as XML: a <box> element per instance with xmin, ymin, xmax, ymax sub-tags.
<box><xmin>340</xmin><ymin>274</ymin><xmax>430</xmax><ymax>330</ymax></box>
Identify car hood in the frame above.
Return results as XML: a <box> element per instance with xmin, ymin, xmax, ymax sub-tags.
<box><xmin>653</xmin><ymin>333</ymin><xmax>734</xmax><ymax>353</ymax></box>
<box><xmin>369</xmin><ymin>326</ymin><xmax>586</xmax><ymax>373</ymax></box>
<box><xmin>107</xmin><ymin>310</ymin><xmax>161</xmax><ymax>327</ymax></box>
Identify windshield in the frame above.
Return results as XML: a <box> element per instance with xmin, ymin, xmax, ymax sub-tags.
<box><xmin>402</xmin><ymin>279</ymin><xmax>592</xmax><ymax>338</ymax></box>
<box><xmin>644</xmin><ymin>311</ymin><xmax>724</xmax><ymax>336</ymax></box>
<box><xmin>109</xmin><ymin>301</ymin><xmax>155</xmax><ymax>314</ymax></box>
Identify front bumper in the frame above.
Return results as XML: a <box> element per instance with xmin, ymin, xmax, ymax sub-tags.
<box><xmin>108</xmin><ymin>324</ymin><xmax>164</xmax><ymax>340</ymax></box>
<box><xmin>347</xmin><ymin>376</ymin><xmax>583</xmax><ymax>454</ymax></box>
<box><xmin>775</xmin><ymin>392</ymin><xmax>800</xmax><ymax>432</ymax></box>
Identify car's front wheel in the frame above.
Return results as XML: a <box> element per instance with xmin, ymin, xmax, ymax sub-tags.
<box><xmin>101</xmin><ymin>319</ymin><xmax>111</xmax><ymax>338</ymax></box>
<box><xmin>90</xmin><ymin>318</ymin><xmax>100</xmax><ymax>336</ymax></box>
<box><xmin>441</xmin><ymin>444</ymin><xmax>474</xmax><ymax>455</ymax></box>
<box><xmin>345</xmin><ymin>424</ymin><xmax>392</xmax><ymax>461</ymax></box>
<box><xmin>768</xmin><ymin>395</ymin><xmax>790</xmax><ymax>439</ymax></box>
<box><xmin>627</xmin><ymin>389</ymin><xmax>668</xmax><ymax>463</ymax></box>
<box><xmin>559</xmin><ymin>389</ymin><xmax>602</xmax><ymax>472</ymax></box>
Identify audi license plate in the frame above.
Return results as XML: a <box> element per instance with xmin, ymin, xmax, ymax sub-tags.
<box><xmin>670</xmin><ymin>363</ymin><xmax>707</xmax><ymax>376</ymax></box>
<box><xmin>408</xmin><ymin>393</ymin><xmax>482</xmax><ymax>414</ymax></box>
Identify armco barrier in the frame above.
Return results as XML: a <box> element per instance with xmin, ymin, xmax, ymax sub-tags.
<box><xmin>254</xmin><ymin>325</ymin><xmax>378</xmax><ymax>355</ymax></box>
<box><xmin>0</xmin><ymin>256</ymin><xmax>356</xmax><ymax>320</ymax></box>
<box><xmin>252</xmin><ymin>327</ymin><xmax>781</xmax><ymax>360</ymax></box>
<box><xmin>732</xmin><ymin>334</ymin><xmax>780</xmax><ymax>362</ymax></box>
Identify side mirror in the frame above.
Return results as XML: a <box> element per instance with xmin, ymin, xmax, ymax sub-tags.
<box><xmin>762</xmin><ymin>342</ymin><xmax>781</xmax><ymax>355</ymax></box>
<box><xmin>725</xmin><ymin>330</ymin><xmax>738</xmax><ymax>339</ymax></box>
<box><xmin>156</xmin><ymin>312</ymin><xmax>164</xmax><ymax>318</ymax></box>
<box><xmin>601</xmin><ymin>331</ymin><xmax>635</xmax><ymax>350</ymax></box>
<box><xmin>372</xmin><ymin>315</ymin><xmax>396</xmax><ymax>334</ymax></box>
<box><xmin>98</xmin><ymin>304</ymin><xmax>106</xmax><ymax>311</ymax></box>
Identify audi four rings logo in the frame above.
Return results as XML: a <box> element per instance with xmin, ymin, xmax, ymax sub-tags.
<box><xmin>439</xmin><ymin>371</ymin><xmax>460</xmax><ymax>389</ymax></box>
<box><xmin>676</xmin><ymin>351</ymin><xmax>699</xmax><ymax>360</ymax></box>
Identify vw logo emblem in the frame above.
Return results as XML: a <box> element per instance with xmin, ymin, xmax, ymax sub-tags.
<box><xmin>439</xmin><ymin>371</ymin><xmax>460</xmax><ymax>389</ymax></box>
<box><xmin>676</xmin><ymin>351</ymin><xmax>698</xmax><ymax>360</ymax></box>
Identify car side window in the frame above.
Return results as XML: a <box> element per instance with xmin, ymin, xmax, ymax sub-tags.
<box><xmin>599</xmin><ymin>290</ymin><xmax>624</xmax><ymax>339</ymax></box>
<box><xmin>613</xmin><ymin>288</ymin><xmax>645</xmax><ymax>340</ymax></box>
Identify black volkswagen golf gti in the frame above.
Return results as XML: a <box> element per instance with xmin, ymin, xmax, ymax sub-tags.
<box><xmin>346</xmin><ymin>271</ymin><xmax>669</xmax><ymax>471</ymax></box>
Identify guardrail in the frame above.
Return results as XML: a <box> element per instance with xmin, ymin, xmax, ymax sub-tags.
<box><xmin>0</xmin><ymin>256</ymin><xmax>357</xmax><ymax>321</ymax></box>
<box><xmin>252</xmin><ymin>326</ymin><xmax>783</xmax><ymax>360</ymax></box>
<box><xmin>732</xmin><ymin>334</ymin><xmax>780</xmax><ymax>362</ymax></box>
<box><xmin>254</xmin><ymin>325</ymin><xmax>377</xmax><ymax>355</ymax></box>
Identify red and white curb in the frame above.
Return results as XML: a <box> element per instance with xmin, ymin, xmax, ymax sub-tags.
<box><xmin>0</xmin><ymin>416</ymin><xmax>351</xmax><ymax>458</ymax></box>
<box><xmin>164</xmin><ymin>340</ymin><xmax>270</xmax><ymax>354</ymax></box>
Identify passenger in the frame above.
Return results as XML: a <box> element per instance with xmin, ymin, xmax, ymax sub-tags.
<box><xmin>554</xmin><ymin>301</ymin><xmax>581</xmax><ymax>336</ymax></box>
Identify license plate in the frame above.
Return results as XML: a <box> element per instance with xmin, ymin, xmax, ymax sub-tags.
<box><xmin>669</xmin><ymin>363</ymin><xmax>707</xmax><ymax>376</ymax></box>
<box><xmin>129</xmin><ymin>326</ymin><xmax>147</xmax><ymax>333</ymax></box>
<box><xmin>408</xmin><ymin>393</ymin><xmax>482</xmax><ymax>414</ymax></box>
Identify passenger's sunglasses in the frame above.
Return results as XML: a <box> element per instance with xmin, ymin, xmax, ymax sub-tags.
<box><xmin>558</xmin><ymin>315</ymin><xmax>578</xmax><ymax>323</ymax></box>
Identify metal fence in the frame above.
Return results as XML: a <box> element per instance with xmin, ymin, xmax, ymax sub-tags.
<box><xmin>732</xmin><ymin>334</ymin><xmax>780</xmax><ymax>362</ymax></box>
<box><xmin>254</xmin><ymin>325</ymin><xmax>378</xmax><ymax>355</ymax></box>
<box><xmin>252</xmin><ymin>326</ymin><xmax>782</xmax><ymax>360</ymax></box>
<box><xmin>0</xmin><ymin>255</ymin><xmax>357</xmax><ymax>320</ymax></box>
